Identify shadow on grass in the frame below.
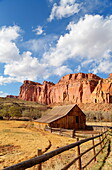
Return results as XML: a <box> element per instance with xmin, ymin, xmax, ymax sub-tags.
<box><xmin>99</xmin><ymin>139</ymin><xmax>111</xmax><ymax>170</ymax></box>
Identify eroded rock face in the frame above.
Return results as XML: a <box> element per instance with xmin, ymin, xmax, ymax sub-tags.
<box><xmin>91</xmin><ymin>77</ymin><xmax>112</xmax><ymax>103</ymax></box>
<box><xmin>19</xmin><ymin>73</ymin><xmax>110</xmax><ymax>105</ymax></box>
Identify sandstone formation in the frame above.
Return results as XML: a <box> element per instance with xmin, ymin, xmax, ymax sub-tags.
<box><xmin>18</xmin><ymin>73</ymin><xmax>112</xmax><ymax>105</ymax></box>
<box><xmin>19</xmin><ymin>72</ymin><xmax>109</xmax><ymax>105</ymax></box>
<box><xmin>6</xmin><ymin>95</ymin><xmax>18</xmax><ymax>99</ymax></box>
<box><xmin>91</xmin><ymin>74</ymin><xmax>112</xmax><ymax>103</ymax></box>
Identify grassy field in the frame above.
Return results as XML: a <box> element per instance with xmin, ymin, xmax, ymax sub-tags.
<box><xmin>0</xmin><ymin>120</ymin><xmax>77</xmax><ymax>169</ymax></box>
<box><xmin>0</xmin><ymin>97</ymin><xmax>42</xmax><ymax>107</ymax></box>
<box><xmin>86</xmin><ymin>121</ymin><xmax>112</xmax><ymax>127</ymax></box>
<box><xmin>0</xmin><ymin>120</ymin><xmax>111</xmax><ymax>169</ymax></box>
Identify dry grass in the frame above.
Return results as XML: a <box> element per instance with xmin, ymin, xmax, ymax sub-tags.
<box><xmin>0</xmin><ymin>120</ymin><xmax>76</xmax><ymax>169</ymax></box>
<box><xmin>0</xmin><ymin>120</ymin><xmax>111</xmax><ymax>169</ymax></box>
<box><xmin>0</xmin><ymin>121</ymin><xmax>49</xmax><ymax>168</ymax></box>
<box><xmin>86</xmin><ymin>121</ymin><xmax>112</xmax><ymax>127</ymax></box>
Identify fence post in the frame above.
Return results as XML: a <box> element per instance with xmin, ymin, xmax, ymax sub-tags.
<box><xmin>101</xmin><ymin>133</ymin><xmax>104</xmax><ymax>145</ymax></box>
<box><xmin>92</xmin><ymin>135</ymin><xmax>96</xmax><ymax>162</ymax></box>
<box><xmin>60</xmin><ymin>128</ymin><xmax>62</xmax><ymax>135</ymax></box>
<box><xmin>37</xmin><ymin>149</ymin><xmax>42</xmax><ymax>170</ymax></box>
<box><xmin>99</xmin><ymin>133</ymin><xmax>103</xmax><ymax>153</ymax></box>
<box><xmin>72</xmin><ymin>129</ymin><xmax>75</xmax><ymax>138</ymax></box>
<box><xmin>101</xmin><ymin>128</ymin><xmax>102</xmax><ymax>133</ymax></box>
<box><xmin>77</xmin><ymin>138</ymin><xmax>81</xmax><ymax>170</ymax></box>
<box><xmin>50</xmin><ymin>127</ymin><xmax>52</xmax><ymax>133</ymax></box>
<box><xmin>105</xmin><ymin>132</ymin><xmax>107</xmax><ymax>138</ymax></box>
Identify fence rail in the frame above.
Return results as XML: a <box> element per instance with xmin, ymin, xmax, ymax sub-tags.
<box><xmin>45</xmin><ymin>125</ymin><xmax>110</xmax><ymax>138</ymax></box>
<box><xmin>3</xmin><ymin>129</ymin><xmax>110</xmax><ymax>170</ymax></box>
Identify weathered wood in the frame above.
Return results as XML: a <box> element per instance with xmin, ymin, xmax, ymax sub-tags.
<box><xmin>61</xmin><ymin>135</ymin><xmax>107</xmax><ymax>170</ymax></box>
<box><xmin>99</xmin><ymin>133</ymin><xmax>103</xmax><ymax>153</ymax></box>
<box><xmin>77</xmin><ymin>138</ymin><xmax>81</xmax><ymax>170</ymax></box>
<box><xmin>102</xmin><ymin>133</ymin><xmax>104</xmax><ymax>145</ymax></box>
<box><xmin>3</xmin><ymin>131</ymin><xmax>108</xmax><ymax>170</ymax></box>
<box><xmin>71</xmin><ymin>129</ymin><xmax>75</xmax><ymax>138</ymax></box>
<box><xmin>49</xmin><ymin>105</ymin><xmax>86</xmax><ymax>130</ymax></box>
<box><xmin>92</xmin><ymin>135</ymin><xmax>96</xmax><ymax>161</ymax></box>
<box><xmin>37</xmin><ymin>149</ymin><xmax>42</xmax><ymax>170</ymax></box>
<box><xmin>61</xmin><ymin>136</ymin><xmax>106</xmax><ymax>170</ymax></box>
<box><xmin>82</xmin><ymin>139</ymin><xmax>108</xmax><ymax>169</ymax></box>
<box><xmin>60</xmin><ymin>128</ymin><xmax>62</xmax><ymax>135</ymax></box>
<box><xmin>50</xmin><ymin>127</ymin><xmax>52</xmax><ymax>133</ymax></box>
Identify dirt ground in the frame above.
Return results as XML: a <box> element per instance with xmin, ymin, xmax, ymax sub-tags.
<box><xmin>0</xmin><ymin>120</ymin><xmax>111</xmax><ymax>169</ymax></box>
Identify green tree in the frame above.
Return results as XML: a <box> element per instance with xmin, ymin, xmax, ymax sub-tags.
<box><xmin>0</xmin><ymin>106</ymin><xmax>10</xmax><ymax>119</ymax></box>
<box><xmin>9</xmin><ymin>106</ymin><xmax>22</xmax><ymax>117</ymax></box>
<box><xmin>22</xmin><ymin>108</ymin><xmax>41</xmax><ymax>119</ymax></box>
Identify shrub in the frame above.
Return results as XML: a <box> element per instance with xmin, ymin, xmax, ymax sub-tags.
<box><xmin>9</xmin><ymin>106</ymin><xmax>22</xmax><ymax>118</ymax></box>
<box><xmin>22</xmin><ymin>108</ymin><xmax>41</xmax><ymax>119</ymax></box>
<box><xmin>84</xmin><ymin>110</ymin><xmax>112</xmax><ymax>122</ymax></box>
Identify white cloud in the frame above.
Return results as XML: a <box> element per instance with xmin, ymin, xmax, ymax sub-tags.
<box><xmin>0</xmin><ymin>76</ymin><xmax>17</xmax><ymax>85</ymax></box>
<box><xmin>24</xmin><ymin>35</ymin><xmax>58</xmax><ymax>55</ymax></box>
<box><xmin>0</xmin><ymin>91</ymin><xmax>8</xmax><ymax>97</ymax></box>
<box><xmin>0</xmin><ymin>24</ymin><xmax>70</xmax><ymax>85</ymax></box>
<box><xmin>53</xmin><ymin>65</ymin><xmax>72</xmax><ymax>76</ymax></box>
<box><xmin>44</xmin><ymin>15</ymin><xmax>112</xmax><ymax>74</ymax></box>
<box><xmin>33</xmin><ymin>26</ymin><xmax>44</xmax><ymax>35</ymax></box>
<box><xmin>74</xmin><ymin>65</ymin><xmax>81</xmax><ymax>73</ymax></box>
<box><xmin>0</xmin><ymin>25</ymin><xmax>48</xmax><ymax>84</ymax></box>
<box><xmin>0</xmin><ymin>25</ymin><xmax>21</xmax><ymax>41</ymax></box>
<box><xmin>0</xmin><ymin>25</ymin><xmax>21</xmax><ymax>63</ymax></box>
<box><xmin>1</xmin><ymin>14</ymin><xmax>112</xmax><ymax>86</ymax></box>
<box><xmin>48</xmin><ymin>0</ymin><xmax>81</xmax><ymax>21</ymax></box>
<box><xmin>92</xmin><ymin>59</ymin><xmax>112</xmax><ymax>74</ymax></box>
<box><xmin>4</xmin><ymin>51</ymin><xmax>47</xmax><ymax>82</ymax></box>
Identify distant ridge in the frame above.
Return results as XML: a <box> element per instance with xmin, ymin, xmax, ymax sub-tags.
<box><xmin>16</xmin><ymin>73</ymin><xmax>112</xmax><ymax>105</ymax></box>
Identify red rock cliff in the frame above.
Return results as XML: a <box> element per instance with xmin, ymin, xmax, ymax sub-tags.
<box><xmin>19</xmin><ymin>73</ymin><xmax>107</xmax><ymax>105</ymax></box>
<box><xmin>91</xmin><ymin>73</ymin><xmax>112</xmax><ymax>103</ymax></box>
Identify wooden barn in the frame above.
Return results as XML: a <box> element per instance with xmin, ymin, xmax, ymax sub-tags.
<box><xmin>34</xmin><ymin>104</ymin><xmax>86</xmax><ymax>130</ymax></box>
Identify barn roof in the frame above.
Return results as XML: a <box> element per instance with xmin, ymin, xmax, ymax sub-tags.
<box><xmin>35</xmin><ymin>104</ymin><xmax>84</xmax><ymax>124</ymax></box>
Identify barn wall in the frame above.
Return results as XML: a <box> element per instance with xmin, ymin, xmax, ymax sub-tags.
<box><xmin>50</xmin><ymin>106</ymin><xmax>86</xmax><ymax>130</ymax></box>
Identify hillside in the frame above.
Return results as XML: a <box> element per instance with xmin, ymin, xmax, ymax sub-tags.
<box><xmin>1</xmin><ymin>97</ymin><xmax>112</xmax><ymax>122</ymax></box>
<box><xmin>0</xmin><ymin>97</ymin><xmax>112</xmax><ymax>122</ymax></box>
<box><xmin>0</xmin><ymin>97</ymin><xmax>48</xmax><ymax>119</ymax></box>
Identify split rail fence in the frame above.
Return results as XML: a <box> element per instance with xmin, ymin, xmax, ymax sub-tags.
<box><xmin>45</xmin><ymin>125</ymin><xmax>109</xmax><ymax>138</ymax></box>
<box><xmin>3</xmin><ymin>128</ymin><xmax>110</xmax><ymax>170</ymax></box>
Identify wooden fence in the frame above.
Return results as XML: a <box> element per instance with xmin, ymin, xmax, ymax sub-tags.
<box><xmin>45</xmin><ymin>125</ymin><xmax>109</xmax><ymax>138</ymax></box>
<box><xmin>3</xmin><ymin>129</ymin><xmax>110</xmax><ymax>170</ymax></box>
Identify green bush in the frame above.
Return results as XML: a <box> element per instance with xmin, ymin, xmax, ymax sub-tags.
<box><xmin>9</xmin><ymin>106</ymin><xmax>22</xmax><ymax>117</ymax></box>
<box><xmin>22</xmin><ymin>107</ymin><xmax>41</xmax><ymax>119</ymax></box>
<box><xmin>0</xmin><ymin>106</ymin><xmax>11</xmax><ymax>119</ymax></box>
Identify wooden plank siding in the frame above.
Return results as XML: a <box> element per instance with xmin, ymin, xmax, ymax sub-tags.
<box><xmin>35</xmin><ymin>105</ymin><xmax>86</xmax><ymax>130</ymax></box>
<box><xmin>49</xmin><ymin>106</ymin><xmax>86</xmax><ymax>130</ymax></box>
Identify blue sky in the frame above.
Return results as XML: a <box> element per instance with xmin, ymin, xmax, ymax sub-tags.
<box><xmin>0</xmin><ymin>0</ymin><xmax>112</xmax><ymax>96</ymax></box>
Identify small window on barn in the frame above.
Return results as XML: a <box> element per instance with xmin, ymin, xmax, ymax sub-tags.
<box><xmin>76</xmin><ymin>116</ymin><xmax>79</xmax><ymax>123</ymax></box>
